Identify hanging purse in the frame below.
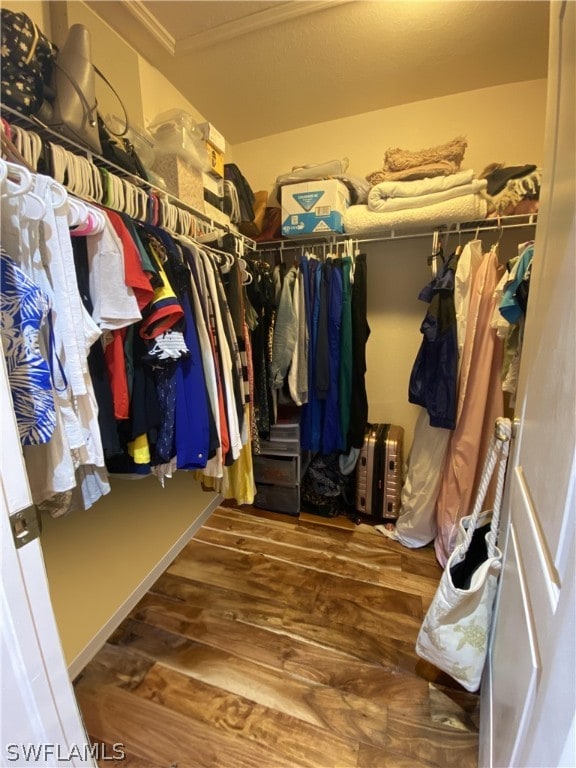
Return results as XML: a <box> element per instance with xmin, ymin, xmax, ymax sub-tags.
<box><xmin>0</xmin><ymin>8</ymin><xmax>57</xmax><ymax>116</ymax></box>
<box><xmin>38</xmin><ymin>24</ymin><xmax>129</xmax><ymax>156</ymax></box>
<box><xmin>415</xmin><ymin>417</ymin><xmax>512</xmax><ymax>692</ymax></box>
<box><xmin>38</xmin><ymin>24</ymin><xmax>101</xmax><ymax>153</ymax></box>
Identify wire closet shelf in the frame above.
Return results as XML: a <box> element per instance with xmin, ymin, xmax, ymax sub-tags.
<box><xmin>0</xmin><ymin>103</ymin><xmax>256</xmax><ymax>252</ymax></box>
<box><xmin>256</xmin><ymin>213</ymin><xmax>538</xmax><ymax>256</ymax></box>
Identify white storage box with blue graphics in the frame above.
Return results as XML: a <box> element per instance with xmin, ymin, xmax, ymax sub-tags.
<box><xmin>281</xmin><ymin>180</ymin><xmax>350</xmax><ymax>237</ymax></box>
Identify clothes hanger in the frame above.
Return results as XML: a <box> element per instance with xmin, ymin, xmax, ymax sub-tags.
<box><xmin>68</xmin><ymin>199</ymin><xmax>106</xmax><ymax>236</ymax></box>
<box><xmin>0</xmin><ymin>118</ymin><xmax>11</xmax><ymax>141</ymax></box>
<box><xmin>0</xmin><ymin>164</ymin><xmax>46</xmax><ymax>220</ymax></box>
<box><xmin>1</xmin><ymin>161</ymin><xmax>32</xmax><ymax>197</ymax></box>
<box><xmin>87</xmin><ymin>205</ymin><xmax>106</xmax><ymax>233</ymax></box>
<box><xmin>428</xmin><ymin>228</ymin><xmax>441</xmax><ymax>278</ymax></box>
<box><xmin>49</xmin><ymin>178</ymin><xmax>68</xmax><ymax>210</ymax></box>
<box><xmin>67</xmin><ymin>196</ymin><xmax>89</xmax><ymax>227</ymax></box>
<box><xmin>10</xmin><ymin>126</ymin><xmax>43</xmax><ymax>172</ymax></box>
<box><xmin>455</xmin><ymin>226</ymin><xmax>463</xmax><ymax>256</ymax></box>
<box><xmin>491</xmin><ymin>215</ymin><xmax>504</xmax><ymax>254</ymax></box>
<box><xmin>196</xmin><ymin>227</ymin><xmax>227</xmax><ymax>245</ymax></box>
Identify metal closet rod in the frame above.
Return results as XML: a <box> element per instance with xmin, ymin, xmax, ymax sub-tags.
<box><xmin>257</xmin><ymin>214</ymin><xmax>538</xmax><ymax>252</ymax></box>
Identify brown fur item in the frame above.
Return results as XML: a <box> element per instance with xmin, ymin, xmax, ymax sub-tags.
<box><xmin>383</xmin><ymin>136</ymin><xmax>468</xmax><ymax>172</ymax></box>
<box><xmin>366</xmin><ymin>160</ymin><xmax>461</xmax><ymax>185</ymax></box>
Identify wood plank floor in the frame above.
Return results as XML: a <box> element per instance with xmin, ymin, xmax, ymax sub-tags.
<box><xmin>74</xmin><ymin>505</ymin><xmax>480</xmax><ymax>768</ymax></box>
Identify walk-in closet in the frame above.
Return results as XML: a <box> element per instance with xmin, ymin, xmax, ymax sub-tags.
<box><xmin>1</xmin><ymin>2</ymin><xmax>574</xmax><ymax>767</ymax></box>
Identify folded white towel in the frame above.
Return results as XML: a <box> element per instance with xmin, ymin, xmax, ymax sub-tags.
<box><xmin>344</xmin><ymin>194</ymin><xmax>488</xmax><ymax>235</ymax></box>
<box><xmin>370</xmin><ymin>169</ymin><xmax>476</xmax><ymax>200</ymax></box>
<box><xmin>368</xmin><ymin>179</ymin><xmax>487</xmax><ymax>213</ymax></box>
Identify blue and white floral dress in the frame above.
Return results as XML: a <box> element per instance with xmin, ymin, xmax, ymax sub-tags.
<box><xmin>0</xmin><ymin>248</ymin><xmax>56</xmax><ymax>444</ymax></box>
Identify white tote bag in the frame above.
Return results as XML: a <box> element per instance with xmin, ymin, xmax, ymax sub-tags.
<box><xmin>415</xmin><ymin>417</ymin><xmax>512</xmax><ymax>692</ymax></box>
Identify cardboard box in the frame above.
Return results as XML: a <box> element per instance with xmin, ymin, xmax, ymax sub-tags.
<box><xmin>281</xmin><ymin>180</ymin><xmax>350</xmax><ymax>237</ymax></box>
<box><xmin>197</xmin><ymin>122</ymin><xmax>226</xmax><ymax>154</ymax></box>
<box><xmin>205</xmin><ymin>141</ymin><xmax>224</xmax><ymax>178</ymax></box>
<box><xmin>152</xmin><ymin>154</ymin><xmax>205</xmax><ymax>213</ymax></box>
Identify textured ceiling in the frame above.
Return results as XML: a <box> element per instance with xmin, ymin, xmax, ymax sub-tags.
<box><xmin>86</xmin><ymin>0</ymin><xmax>550</xmax><ymax>146</ymax></box>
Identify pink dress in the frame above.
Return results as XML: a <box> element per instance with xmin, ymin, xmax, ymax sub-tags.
<box><xmin>434</xmin><ymin>247</ymin><xmax>504</xmax><ymax>566</ymax></box>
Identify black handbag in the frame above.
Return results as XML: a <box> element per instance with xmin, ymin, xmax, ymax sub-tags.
<box><xmin>97</xmin><ymin>116</ymin><xmax>148</xmax><ymax>180</ymax></box>
<box><xmin>0</xmin><ymin>8</ymin><xmax>57</xmax><ymax>116</ymax></box>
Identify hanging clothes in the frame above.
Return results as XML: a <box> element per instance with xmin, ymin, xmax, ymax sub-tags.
<box><xmin>245</xmin><ymin>257</ymin><xmax>275</xmax><ymax>440</ymax></box>
<box><xmin>383</xmin><ymin>239</ymin><xmax>484</xmax><ymax>549</ymax></box>
<box><xmin>408</xmin><ymin>249</ymin><xmax>458</xmax><ymax>430</ymax></box>
<box><xmin>338</xmin><ymin>255</ymin><xmax>353</xmax><ymax>443</ymax></box>
<box><xmin>454</xmin><ymin>239</ymin><xmax>483</xmax><ymax>364</ymax></box>
<box><xmin>380</xmin><ymin>407</ymin><xmax>450</xmax><ymax>547</ymax></box>
<box><xmin>71</xmin><ymin>235</ymin><xmax>122</xmax><ymax>460</ymax></box>
<box><xmin>322</xmin><ymin>260</ymin><xmax>344</xmax><ymax>454</ymax></box>
<box><xmin>347</xmin><ymin>252</ymin><xmax>370</xmax><ymax>450</ymax></box>
<box><xmin>174</xmin><ymin>291</ymin><xmax>211</xmax><ymax>470</ymax></box>
<box><xmin>269</xmin><ymin>265</ymin><xmax>298</xmax><ymax>390</ymax></box>
<box><xmin>0</xmin><ymin>249</ymin><xmax>56</xmax><ymax>445</ymax></box>
<box><xmin>300</xmin><ymin>256</ymin><xmax>326</xmax><ymax>451</ymax></box>
<box><xmin>287</xmin><ymin>268</ymin><xmax>309</xmax><ymax>407</ymax></box>
<box><xmin>434</xmin><ymin>246</ymin><xmax>504</xmax><ymax>566</ymax></box>
<box><xmin>1</xmin><ymin>173</ymin><xmax>110</xmax><ymax>514</ymax></box>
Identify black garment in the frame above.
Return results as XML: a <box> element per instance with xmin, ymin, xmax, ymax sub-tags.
<box><xmin>210</xmin><ymin>257</ymin><xmax>245</xmax><ymax>439</ymax></box>
<box><xmin>347</xmin><ymin>253</ymin><xmax>370</xmax><ymax>450</ymax></box>
<box><xmin>129</xmin><ymin>329</ymin><xmax>162</xmax><ymax>442</ymax></box>
<box><xmin>481</xmin><ymin>164</ymin><xmax>538</xmax><ymax>196</ymax></box>
<box><xmin>245</xmin><ymin>259</ymin><xmax>275</xmax><ymax>438</ymax></box>
<box><xmin>224</xmin><ymin>163</ymin><xmax>256</xmax><ymax>223</ymax></box>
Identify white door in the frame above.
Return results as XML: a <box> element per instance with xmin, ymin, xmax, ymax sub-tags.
<box><xmin>0</xmin><ymin>355</ymin><xmax>95</xmax><ymax>767</ymax></box>
<box><xmin>480</xmin><ymin>2</ymin><xmax>576</xmax><ymax>766</ymax></box>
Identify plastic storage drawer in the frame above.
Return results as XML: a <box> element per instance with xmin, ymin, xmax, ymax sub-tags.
<box><xmin>253</xmin><ymin>455</ymin><xmax>299</xmax><ymax>487</ymax></box>
<box><xmin>254</xmin><ymin>483</ymin><xmax>299</xmax><ymax>515</ymax></box>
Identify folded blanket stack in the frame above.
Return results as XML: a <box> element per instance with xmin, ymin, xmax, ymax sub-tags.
<box><xmin>343</xmin><ymin>193</ymin><xmax>488</xmax><ymax>235</ymax></box>
<box><xmin>367</xmin><ymin>136</ymin><xmax>468</xmax><ymax>184</ymax></box>
<box><xmin>480</xmin><ymin>163</ymin><xmax>541</xmax><ymax>216</ymax></box>
<box><xmin>367</xmin><ymin>170</ymin><xmax>487</xmax><ymax>214</ymax></box>
<box><xmin>352</xmin><ymin>145</ymin><xmax>489</xmax><ymax>233</ymax></box>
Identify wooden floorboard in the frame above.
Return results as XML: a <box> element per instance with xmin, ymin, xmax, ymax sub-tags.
<box><xmin>75</xmin><ymin>505</ymin><xmax>479</xmax><ymax>768</ymax></box>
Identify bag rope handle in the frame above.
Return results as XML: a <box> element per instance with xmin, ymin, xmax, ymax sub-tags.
<box><xmin>94</xmin><ymin>64</ymin><xmax>129</xmax><ymax>137</ymax></box>
<box><xmin>53</xmin><ymin>61</ymin><xmax>129</xmax><ymax>138</ymax></box>
<box><xmin>458</xmin><ymin>417</ymin><xmax>512</xmax><ymax>560</ymax></box>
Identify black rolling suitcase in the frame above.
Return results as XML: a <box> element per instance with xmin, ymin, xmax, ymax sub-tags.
<box><xmin>355</xmin><ymin>423</ymin><xmax>404</xmax><ymax>522</ymax></box>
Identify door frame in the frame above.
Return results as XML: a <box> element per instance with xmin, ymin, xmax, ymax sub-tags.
<box><xmin>0</xmin><ymin>354</ymin><xmax>95</xmax><ymax>768</ymax></box>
